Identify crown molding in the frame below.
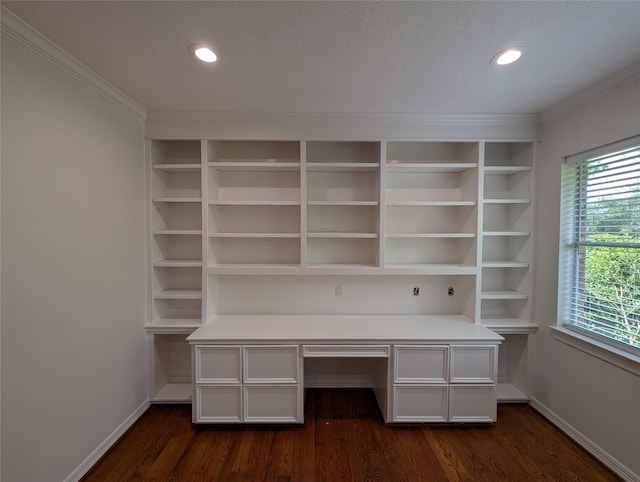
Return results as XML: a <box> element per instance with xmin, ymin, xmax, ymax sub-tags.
<box><xmin>145</xmin><ymin>111</ymin><xmax>540</xmax><ymax>141</ymax></box>
<box><xmin>541</xmin><ymin>61</ymin><xmax>640</xmax><ymax>122</ymax></box>
<box><xmin>1</xmin><ymin>6</ymin><xmax>147</xmax><ymax>119</ymax></box>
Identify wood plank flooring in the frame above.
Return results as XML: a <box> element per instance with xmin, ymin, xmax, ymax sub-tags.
<box><xmin>82</xmin><ymin>389</ymin><xmax>621</xmax><ymax>481</ymax></box>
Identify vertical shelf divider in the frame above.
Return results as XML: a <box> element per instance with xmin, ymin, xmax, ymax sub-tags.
<box><xmin>475</xmin><ymin>141</ymin><xmax>486</xmax><ymax>324</ymax></box>
<box><xmin>201</xmin><ymin>140</ymin><xmax>210</xmax><ymax>322</ymax></box>
<box><xmin>300</xmin><ymin>140</ymin><xmax>308</xmax><ymax>268</ymax></box>
<box><xmin>379</xmin><ymin>141</ymin><xmax>387</xmax><ymax>268</ymax></box>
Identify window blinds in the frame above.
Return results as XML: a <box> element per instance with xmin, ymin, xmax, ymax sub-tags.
<box><xmin>560</xmin><ymin>137</ymin><xmax>640</xmax><ymax>350</ymax></box>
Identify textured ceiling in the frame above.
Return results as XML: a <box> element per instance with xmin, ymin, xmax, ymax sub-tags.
<box><xmin>4</xmin><ymin>1</ymin><xmax>640</xmax><ymax>115</ymax></box>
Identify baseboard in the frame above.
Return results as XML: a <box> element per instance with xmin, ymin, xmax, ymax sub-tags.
<box><xmin>64</xmin><ymin>399</ymin><xmax>150</xmax><ymax>482</ymax></box>
<box><xmin>530</xmin><ymin>398</ymin><xmax>639</xmax><ymax>482</ymax></box>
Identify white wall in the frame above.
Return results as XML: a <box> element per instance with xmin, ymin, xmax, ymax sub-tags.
<box><xmin>534</xmin><ymin>76</ymin><xmax>640</xmax><ymax>478</ymax></box>
<box><xmin>1</xmin><ymin>33</ymin><xmax>147</xmax><ymax>481</ymax></box>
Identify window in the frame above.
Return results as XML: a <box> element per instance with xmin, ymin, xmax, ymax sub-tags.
<box><xmin>559</xmin><ymin>136</ymin><xmax>640</xmax><ymax>352</ymax></box>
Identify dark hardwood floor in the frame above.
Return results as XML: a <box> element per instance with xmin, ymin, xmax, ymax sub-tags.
<box><xmin>82</xmin><ymin>389</ymin><xmax>620</xmax><ymax>481</ymax></box>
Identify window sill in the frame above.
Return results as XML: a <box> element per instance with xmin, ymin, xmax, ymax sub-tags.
<box><xmin>551</xmin><ymin>326</ymin><xmax>640</xmax><ymax>376</ymax></box>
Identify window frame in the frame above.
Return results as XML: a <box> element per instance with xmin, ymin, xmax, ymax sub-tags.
<box><xmin>557</xmin><ymin>135</ymin><xmax>640</xmax><ymax>363</ymax></box>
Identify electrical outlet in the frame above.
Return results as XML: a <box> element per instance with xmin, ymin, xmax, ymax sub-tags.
<box><xmin>413</xmin><ymin>287</ymin><xmax>420</xmax><ymax>296</ymax></box>
<box><xmin>335</xmin><ymin>284</ymin><xmax>343</xmax><ymax>296</ymax></box>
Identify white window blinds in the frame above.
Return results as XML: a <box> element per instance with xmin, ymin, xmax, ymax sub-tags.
<box><xmin>559</xmin><ymin>136</ymin><xmax>640</xmax><ymax>351</ymax></box>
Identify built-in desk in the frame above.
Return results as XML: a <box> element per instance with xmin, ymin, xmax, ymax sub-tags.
<box><xmin>187</xmin><ymin>315</ymin><xmax>503</xmax><ymax>424</ymax></box>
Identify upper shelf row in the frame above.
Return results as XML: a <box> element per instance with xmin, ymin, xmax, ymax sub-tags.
<box><xmin>151</xmin><ymin>140</ymin><xmax>532</xmax><ymax>204</ymax></box>
<box><xmin>151</xmin><ymin>140</ymin><xmax>533</xmax><ymax>170</ymax></box>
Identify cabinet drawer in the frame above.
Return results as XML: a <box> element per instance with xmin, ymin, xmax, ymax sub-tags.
<box><xmin>393</xmin><ymin>385</ymin><xmax>448</xmax><ymax>422</ymax></box>
<box><xmin>450</xmin><ymin>345</ymin><xmax>496</xmax><ymax>383</ymax></box>
<box><xmin>449</xmin><ymin>385</ymin><xmax>497</xmax><ymax>422</ymax></box>
<box><xmin>244</xmin><ymin>345</ymin><xmax>300</xmax><ymax>383</ymax></box>
<box><xmin>244</xmin><ymin>385</ymin><xmax>302</xmax><ymax>423</ymax></box>
<box><xmin>394</xmin><ymin>345</ymin><xmax>448</xmax><ymax>383</ymax></box>
<box><xmin>303</xmin><ymin>344</ymin><xmax>389</xmax><ymax>358</ymax></box>
<box><xmin>195</xmin><ymin>385</ymin><xmax>242</xmax><ymax>423</ymax></box>
<box><xmin>195</xmin><ymin>346</ymin><xmax>241</xmax><ymax>383</ymax></box>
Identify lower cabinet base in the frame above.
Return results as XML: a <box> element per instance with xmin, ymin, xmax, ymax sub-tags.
<box><xmin>191</xmin><ymin>338</ymin><xmax>500</xmax><ymax>425</ymax></box>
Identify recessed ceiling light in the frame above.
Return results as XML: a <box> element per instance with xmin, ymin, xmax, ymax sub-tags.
<box><xmin>189</xmin><ymin>44</ymin><xmax>217</xmax><ymax>63</ymax></box>
<box><xmin>491</xmin><ymin>48</ymin><xmax>522</xmax><ymax>66</ymax></box>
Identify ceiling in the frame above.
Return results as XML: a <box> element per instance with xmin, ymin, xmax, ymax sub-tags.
<box><xmin>4</xmin><ymin>1</ymin><xmax>640</xmax><ymax>115</ymax></box>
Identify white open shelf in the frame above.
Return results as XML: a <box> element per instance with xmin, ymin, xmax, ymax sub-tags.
<box><xmin>484</xmin><ymin>166</ymin><xmax>531</xmax><ymax>174</ymax></box>
<box><xmin>209</xmin><ymin>160</ymin><xmax>300</xmax><ymax>171</ymax></box>
<box><xmin>209</xmin><ymin>232</ymin><xmax>300</xmax><ymax>238</ymax></box>
<box><xmin>386</xmin><ymin>162</ymin><xmax>477</xmax><ymax>173</ymax></box>
<box><xmin>483</xmin><ymin>198</ymin><xmax>530</xmax><ymax>205</ymax></box>
<box><xmin>386</xmin><ymin>233</ymin><xmax>475</xmax><ymax>238</ymax></box>
<box><xmin>153</xmin><ymin>229</ymin><xmax>202</xmax><ymax>236</ymax></box>
<box><xmin>153</xmin><ymin>259</ymin><xmax>202</xmax><ymax>267</ymax></box>
<box><xmin>480</xmin><ymin>290</ymin><xmax>528</xmax><ymax>300</ymax></box>
<box><xmin>307</xmin><ymin>162</ymin><xmax>379</xmax><ymax>172</ymax></box>
<box><xmin>145</xmin><ymin>318</ymin><xmax>202</xmax><ymax>333</ymax></box>
<box><xmin>152</xmin><ymin>163</ymin><xmax>201</xmax><ymax>172</ymax></box>
<box><xmin>209</xmin><ymin>200</ymin><xmax>300</xmax><ymax>206</ymax></box>
<box><xmin>482</xmin><ymin>261</ymin><xmax>529</xmax><ymax>268</ymax></box>
<box><xmin>154</xmin><ymin>383</ymin><xmax>193</xmax><ymax>403</ymax></box>
<box><xmin>153</xmin><ymin>197</ymin><xmax>202</xmax><ymax>203</ymax></box>
<box><xmin>154</xmin><ymin>289</ymin><xmax>202</xmax><ymax>300</ymax></box>
<box><xmin>497</xmin><ymin>383</ymin><xmax>529</xmax><ymax>402</ymax></box>
<box><xmin>483</xmin><ymin>231</ymin><xmax>530</xmax><ymax>237</ymax></box>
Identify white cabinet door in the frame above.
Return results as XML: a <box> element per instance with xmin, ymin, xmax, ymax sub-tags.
<box><xmin>393</xmin><ymin>385</ymin><xmax>448</xmax><ymax>422</ymax></box>
<box><xmin>450</xmin><ymin>345</ymin><xmax>496</xmax><ymax>383</ymax></box>
<box><xmin>449</xmin><ymin>385</ymin><xmax>497</xmax><ymax>422</ymax></box>
<box><xmin>394</xmin><ymin>345</ymin><xmax>448</xmax><ymax>383</ymax></box>
<box><xmin>195</xmin><ymin>345</ymin><xmax>241</xmax><ymax>383</ymax></box>
<box><xmin>244</xmin><ymin>386</ymin><xmax>302</xmax><ymax>423</ymax></box>
<box><xmin>195</xmin><ymin>385</ymin><xmax>242</xmax><ymax>423</ymax></box>
<box><xmin>243</xmin><ymin>345</ymin><xmax>300</xmax><ymax>383</ymax></box>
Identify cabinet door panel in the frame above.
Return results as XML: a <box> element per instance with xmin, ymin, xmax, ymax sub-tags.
<box><xmin>393</xmin><ymin>385</ymin><xmax>448</xmax><ymax>422</ymax></box>
<box><xmin>394</xmin><ymin>345</ymin><xmax>448</xmax><ymax>383</ymax></box>
<box><xmin>195</xmin><ymin>346</ymin><xmax>241</xmax><ymax>383</ymax></box>
<box><xmin>244</xmin><ymin>345</ymin><xmax>299</xmax><ymax>383</ymax></box>
<box><xmin>449</xmin><ymin>385</ymin><xmax>496</xmax><ymax>422</ymax></box>
<box><xmin>450</xmin><ymin>345</ymin><xmax>496</xmax><ymax>383</ymax></box>
<box><xmin>196</xmin><ymin>385</ymin><xmax>242</xmax><ymax>423</ymax></box>
<box><xmin>244</xmin><ymin>386</ymin><xmax>301</xmax><ymax>423</ymax></box>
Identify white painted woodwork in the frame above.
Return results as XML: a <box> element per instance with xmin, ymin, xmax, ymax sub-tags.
<box><xmin>243</xmin><ymin>346</ymin><xmax>299</xmax><ymax>384</ymax></box>
<box><xmin>189</xmin><ymin>315</ymin><xmax>501</xmax><ymax>424</ymax></box>
<box><xmin>244</xmin><ymin>386</ymin><xmax>301</xmax><ymax>423</ymax></box>
<box><xmin>449</xmin><ymin>385</ymin><xmax>497</xmax><ymax>422</ymax></box>
<box><xmin>195</xmin><ymin>346</ymin><xmax>241</xmax><ymax>383</ymax></box>
<box><xmin>393</xmin><ymin>385</ymin><xmax>449</xmax><ymax>422</ymax></box>
<box><xmin>303</xmin><ymin>345</ymin><xmax>390</xmax><ymax>358</ymax></box>
<box><xmin>196</xmin><ymin>385</ymin><xmax>242</xmax><ymax>423</ymax></box>
<box><xmin>152</xmin><ymin>334</ymin><xmax>192</xmax><ymax>403</ymax></box>
<box><xmin>394</xmin><ymin>346</ymin><xmax>449</xmax><ymax>384</ymax></box>
<box><xmin>147</xmin><ymin>138</ymin><xmax>536</xmax><ymax>407</ymax></box>
<box><xmin>449</xmin><ymin>345</ymin><xmax>497</xmax><ymax>384</ymax></box>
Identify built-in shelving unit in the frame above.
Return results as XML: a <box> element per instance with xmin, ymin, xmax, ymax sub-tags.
<box><xmin>148</xmin><ymin>140</ymin><xmax>204</xmax><ymax>402</ymax></box>
<box><xmin>480</xmin><ymin>142</ymin><xmax>536</xmax><ymax>402</ymax></box>
<box><xmin>146</xmin><ymin>138</ymin><xmax>536</xmax><ymax>404</ymax></box>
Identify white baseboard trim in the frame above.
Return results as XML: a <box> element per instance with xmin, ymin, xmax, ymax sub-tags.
<box><xmin>530</xmin><ymin>398</ymin><xmax>639</xmax><ymax>482</ymax></box>
<box><xmin>64</xmin><ymin>399</ymin><xmax>150</xmax><ymax>482</ymax></box>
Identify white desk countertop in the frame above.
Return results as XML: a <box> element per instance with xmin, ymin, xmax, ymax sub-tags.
<box><xmin>187</xmin><ymin>315</ymin><xmax>504</xmax><ymax>344</ymax></box>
